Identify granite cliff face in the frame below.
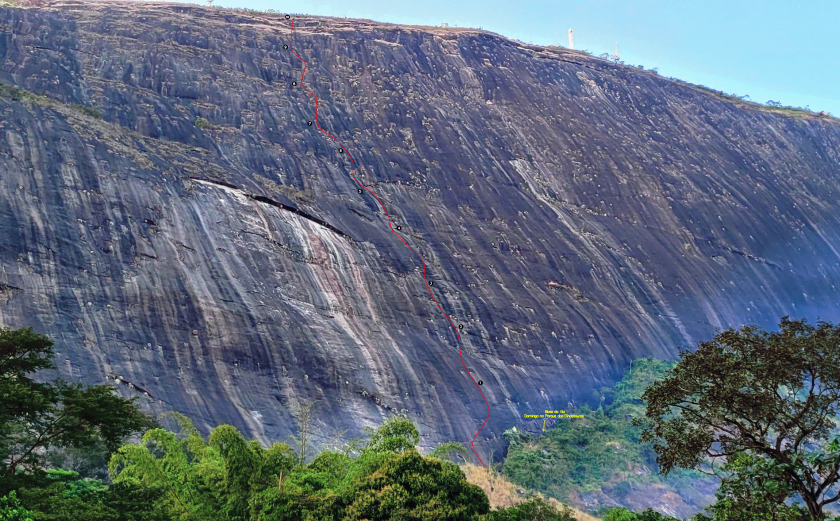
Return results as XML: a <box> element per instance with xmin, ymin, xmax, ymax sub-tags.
<box><xmin>1</xmin><ymin>0</ymin><xmax>840</xmax><ymax>460</ymax></box>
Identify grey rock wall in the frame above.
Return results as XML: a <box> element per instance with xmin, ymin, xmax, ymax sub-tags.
<box><xmin>1</xmin><ymin>0</ymin><xmax>840</xmax><ymax>460</ymax></box>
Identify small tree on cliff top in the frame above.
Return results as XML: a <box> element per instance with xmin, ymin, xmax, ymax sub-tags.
<box><xmin>634</xmin><ymin>317</ymin><xmax>840</xmax><ymax>520</ymax></box>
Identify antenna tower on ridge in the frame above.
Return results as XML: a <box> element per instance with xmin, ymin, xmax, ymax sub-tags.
<box><xmin>611</xmin><ymin>42</ymin><xmax>619</xmax><ymax>62</ymax></box>
<box><xmin>568</xmin><ymin>28</ymin><xmax>573</xmax><ymax>50</ymax></box>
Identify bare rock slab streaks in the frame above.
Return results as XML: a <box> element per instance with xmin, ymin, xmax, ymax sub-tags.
<box><xmin>0</xmin><ymin>1</ymin><xmax>839</xmax><ymax>456</ymax></box>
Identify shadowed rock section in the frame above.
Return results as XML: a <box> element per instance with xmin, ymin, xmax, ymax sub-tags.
<box><xmin>191</xmin><ymin>177</ymin><xmax>353</xmax><ymax>240</ymax></box>
<box><xmin>1</xmin><ymin>1</ymin><xmax>840</xmax><ymax>460</ymax></box>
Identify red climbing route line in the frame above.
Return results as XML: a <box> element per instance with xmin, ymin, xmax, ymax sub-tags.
<box><xmin>289</xmin><ymin>17</ymin><xmax>490</xmax><ymax>468</ymax></box>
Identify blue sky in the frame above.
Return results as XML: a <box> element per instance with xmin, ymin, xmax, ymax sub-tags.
<box><xmin>178</xmin><ymin>0</ymin><xmax>838</xmax><ymax>116</ymax></box>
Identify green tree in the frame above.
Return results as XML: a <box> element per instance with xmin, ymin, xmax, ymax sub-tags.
<box><xmin>250</xmin><ymin>439</ymin><xmax>295</xmax><ymax>494</ymax></box>
<box><xmin>209</xmin><ymin>425</ymin><xmax>258</xmax><ymax>520</ymax></box>
<box><xmin>342</xmin><ymin>449</ymin><xmax>490</xmax><ymax>521</ymax></box>
<box><xmin>44</xmin><ymin>440</ymin><xmax>113</xmax><ymax>480</ymax></box>
<box><xmin>305</xmin><ymin>451</ymin><xmax>351</xmax><ymax>489</ymax></box>
<box><xmin>634</xmin><ymin>317</ymin><xmax>840</xmax><ymax>520</ymax></box>
<box><xmin>0</xmin><ymin>328</ymin><xmax>152</xmax><ymax>484</ymax></box>
<box><xmin>364</xmin><ymin>416</ymin><xmax>419</xmax><ymax>454</ymax></box>
<box><xmin>0</xmin><ymin>491</ymin><xmax>33</xmax><ymax>521</ymax></box>
<box><xmin>603</xmin><ymin>507</ymin><xmax>639</xmax><ymax>521</ymax></box>
<box><xmin>109</xmin><ymin>417</ymin><xmax>226</xmax><ymax>520</ymax></box>
<box><xmin>697</xmin><ymin>451</ymin><xmax>810</xmax><ymax>520</ymax></box>
<box><xmin>429</xmin><ymin>441</ymin><xmax>469</xmax><ymax>463</ymax></box>
<box><xmin>250</xmin><ymin>466</ymin><xmax>343</xmax><ymax>521</ymax></box>
<box><xmin>249</xmin><ymin>448</ymin><xmax>362</xmax><ymax>521</ymax></box>
<box><xmin>17</xmin><ymin>478</ymin><xmax>172</xmax><ymax>521</ymax></box>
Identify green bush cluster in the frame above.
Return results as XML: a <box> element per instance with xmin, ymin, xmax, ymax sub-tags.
<box><xmin>0</xmin><ymin>83</ymin><xmax>51</xmax><ymax>105</ymax></box>
<box><xmin>70</xmin><ymin>103</ymin><xmax>102</xmax><ymax>119</ymax></box>
<box><xmin>0</xmin><ymin>491</ymin><xmax>34</xmax><ymax>521</ymax></box>
<box><xmin>0</xmin><ymin>82</ymin><xmax>102</xmax><ymax>119</ymax></box>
